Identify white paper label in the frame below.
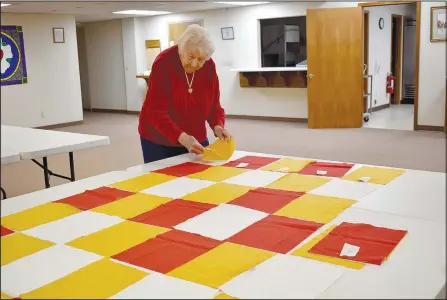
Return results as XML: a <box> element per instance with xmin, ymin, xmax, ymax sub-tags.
<box><xmin>340</xmin><ymin>243</ymin><xmax>360</xmax><ymax>257</ymax></box>
<box><xmin>316</xmin><ymin>170</ymin><xmax>327</xmax><ymax>176</ymax></box>
<box><xmin>278</xmin><ymin>167</ymin><xmax>289</xmax><ymax>172</ymax></box>
<box><xmin>236</xmin><ymin>163</ymin><xmax>249</xmax><ymax>168</ymax></box>
<box><xmin>359</xmin><ymin>176</ymin><xmax>371</xmax><ymax>182</ymax></box>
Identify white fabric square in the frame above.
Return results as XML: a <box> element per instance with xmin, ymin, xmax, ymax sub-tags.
<box><xmin>309</xmin><ymin>178</ymin><xmax>381</xmax><ymax>201</ymax></box>
<box><xmin>223</xmin><ymin>170</ymin><xmax>286</xmax><ymax>188</ymax></box>
<box><xmin>23</xmin><ymin>211</ymin><xmax>123</xmax><ymax>244</ymax></box>
<box><xmin>174</xmin><ymin>204</ymin><xmax>268</xmax><ymax>241</ymax></box>
<box><xmin>220</xmin><ymin>254</ymin><xmax>348</xmax><ymax>299</ymax></box>
<box><xmin>1</xmin><ymin>244</ymin><xmax>102</xmax><ymax>297</ymax></box>
<box><xmin>141</xmin><ymin>177</ymin><xmax>215</xmax><ymax>199</ymax></box>
<box><xmin>109</xmin><ymin>272</ymin><xmax>217</xmax><ymax>299</ymax></box>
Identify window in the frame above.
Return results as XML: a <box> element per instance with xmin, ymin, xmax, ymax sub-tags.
<box><xmin>260</xmin><ymin>16</ymin><xmax>307</xmax><ymax>67</ymax></box>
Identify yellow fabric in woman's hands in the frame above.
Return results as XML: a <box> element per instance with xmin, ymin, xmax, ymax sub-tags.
<box><xmin>202</xmin><ymin>138</ymin><xmax>236</xmax><ymax>161</ymax></box>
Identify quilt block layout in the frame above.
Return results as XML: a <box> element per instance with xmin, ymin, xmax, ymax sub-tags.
<box><xmin>0</xmin><ymin>154</ymin><xmax>409</xmax><ymax>299</ymax></box>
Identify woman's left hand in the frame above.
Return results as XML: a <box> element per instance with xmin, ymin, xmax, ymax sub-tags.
<box><xmin>214</xmin><ymin>125</ymin><xmax>231</xmax><ymax>141</ymax></box>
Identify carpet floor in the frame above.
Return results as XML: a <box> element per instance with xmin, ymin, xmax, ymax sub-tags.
<box><xmin>1</xmin><ymin>111</ymin><xmax>445</xmax><ymax>198</ymax></box>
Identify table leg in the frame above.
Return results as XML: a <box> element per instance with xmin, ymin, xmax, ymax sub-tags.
<box><xmin>1</xmin><ymin>187</ymin><xmax>7</xmax><ymax>200</ymax></box>
<box><xmin>32</xmin><ymin>153</ymin><xmax>76</xmax><ymax>188</ymax></box>
<box><xmin>43</xmin><ymin>157</ymin><xmax>50</xmax><ymax>188</ymax></box>
<box><xmin>69</xmin><ymin>152</ymin><xmax>75</xmax><ymax>181</ymax></box>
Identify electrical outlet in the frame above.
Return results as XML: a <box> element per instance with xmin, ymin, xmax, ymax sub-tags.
<box><xmin>40</xmin><ymin>111</ymin><xmax>44</xmax><ymax>118</ymax></box>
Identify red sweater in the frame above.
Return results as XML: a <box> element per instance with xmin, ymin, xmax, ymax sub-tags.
<box><xmin>138</xmin><ymin>45</ymin><xmax>225</xmax><ymax>146</ymax></box>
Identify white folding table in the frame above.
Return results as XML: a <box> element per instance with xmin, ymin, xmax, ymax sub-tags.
<box><xmin>1</xmin><ymin>150</ymin><xmax>445</xmax><ymax>299</ymax></box>
<box><xmin>1</xmin><ymin>125</ymin><xmax>110</xmax><ymax>198</ymax></box>
<box><xmin>1</xmin><ymin>146</ymin><xmax>21</xmax><ymax>199</ymax></box>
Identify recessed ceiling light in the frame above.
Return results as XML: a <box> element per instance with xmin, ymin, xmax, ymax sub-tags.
<box><xmin>112</xmin><ymin>10</ymin><xmax>171</xmax><ymax>16</ymax></box>
<box><xmin>214</xmin><ymin>2</ymin><xmax>269</xmax><ymax>5</ymax></box>
<box><xmin>1</xmin><ymin>3</ymin><xmax>12</xmax><ymax>7</ymax></box>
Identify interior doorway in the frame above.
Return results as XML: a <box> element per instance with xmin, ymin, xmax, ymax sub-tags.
<box><xmin>361</xmin><ymin>2</ymin><xmax>417</xmax><ymax>131</ymax></box>
<box><xmin>390</xmin><ymin>14</ymin><xmax>403</xmax><ymax>105</ymax></box>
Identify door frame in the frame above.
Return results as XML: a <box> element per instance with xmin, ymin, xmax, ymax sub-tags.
<box><xmin>363</xmin><ymin>11</ymin><xmax>369</xmax><ymax>113</ymax></box>
<box><xmin>359</xmin><ymin>1</ymin><xmax>420</xmax><ymax>131</ymax></box>
<box><xmin>390</xmin><ymin>14</ymin><xmax>403</xmax><ymax>105</ymax></box>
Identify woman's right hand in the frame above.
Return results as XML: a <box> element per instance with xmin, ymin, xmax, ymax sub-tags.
<box><xmin>178</xmin><ymin>132</ymin><xmax>205</xmax><ymax>155</ymax></box>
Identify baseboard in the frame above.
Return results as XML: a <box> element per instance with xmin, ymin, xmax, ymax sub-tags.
<box><xmin>84</xmin><ymin>108</ymin><xmax>128</xmax><ymax>114</ymax></box>
<box><xmin>371</xmin><ymin>103</ymin><xmax>390</xmax><ymax>112</ymax></box>
<box><xmin>127</xmin><ymin>111</ymin><xmax>140</xmax><ymax>115</ymax></box>
<box><xmin>226</xmin><ymin>114</ymin><xmax>307</xmax><ymax>123</ymax></box>
<box><xmin>415</xmin><ymin>125</ymin><xmax>444</xmax><ymax>132</ymax></box>
<box><xmin>83</xmin><ymin>108</ymin><xmax>140</xmax><ymax>115</ymax></box>
<box><xmin>36</xmin><ymin>120</ymin><xmax>84</xmax><ymax>130</ymax></box>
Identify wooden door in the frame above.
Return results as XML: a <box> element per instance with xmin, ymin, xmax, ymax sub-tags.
<box><xmin>307</xmin><ymin>7</ymin><xmax>364</xmax><ymax>128</ymax></box>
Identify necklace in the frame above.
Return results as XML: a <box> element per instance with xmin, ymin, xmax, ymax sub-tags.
<box><xmin>185</xmin><ymin>71</ymin><xmax>195</xmax><ymax>94</ymax></box>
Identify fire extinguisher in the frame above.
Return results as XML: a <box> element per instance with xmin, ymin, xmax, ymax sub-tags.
<box><xmin>387</xmin><ymin>73</ymin><xmax>395</xmax><ymax>94</ymax></box>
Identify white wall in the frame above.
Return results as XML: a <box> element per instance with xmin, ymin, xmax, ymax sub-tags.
<box><xmin>80</xmin><ymin>1</ymin><xmax>445</xmax><ymax>128</ymax></box>
<box><xmin>76</xmin><ymin>26</ymin><xmax>91</xmax><ymax>109</ymax></box>
<box><xmin>83</xmin><ymin>19</ymin><xmax>127</xmax><ymax>110</ymax></box>
<box><xmin>1</xmin><ymin>13</ymin><xmax>83</xmax><ymax>127</ymax></box>
<box><xmin>418</xmin><ymin>2</ymin><xmax>446</xmax><ymax>127</ymax></box>
<box><xmin>365</xmin><ymin>4</ymin><xmax>416</xmax><ymax>108</ymax></box>
<box><xmin>131</xmin><ymin>2</ymin><xmax>358</xmax><ymax>119</ymax></box>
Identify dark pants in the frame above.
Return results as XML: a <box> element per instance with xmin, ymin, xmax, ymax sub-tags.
<box><xmin>140</xmin><ymin>137</ymin><xmax>209</xmax><ymax>164</ymax></box>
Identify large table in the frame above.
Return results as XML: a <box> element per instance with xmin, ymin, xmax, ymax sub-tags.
<box><xmin>1</xmin><ymin>150</ymin><xmax>445</xmax><ymax>299</ymax></box>
<box><xmin>1</xmin><ymin>125</ymin><xmax>110</xmax><ymax>198</ymax></box>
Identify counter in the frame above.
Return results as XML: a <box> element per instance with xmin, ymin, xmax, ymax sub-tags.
<box><xmin>136</xmin><ymin>70</ymin><xmax>151</xmax><ymax>85</ymax></box>
<box><xmin>231</xmin><ymin>67</ymin><xmax>307</xmax><ymax>88</ymax></box>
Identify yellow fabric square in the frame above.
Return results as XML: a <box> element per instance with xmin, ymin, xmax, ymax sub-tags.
<box><xmin>67</xmin><ymin>221</ymin><xmax>168</xmax><ymax>256</ymax></box>
<box><xmin>92</xmin><ymin>193</ymin><xmax>172</xmax><ymax>219</ymax></box>
<box><xmin>1</xmin><ymin>232</ymin><xmax>54</xmax><ymax>266</ymax></box>
<box><xmin>1</xmin><ymin>292</ymin><xmax>12</xmax><ymax>299</ymax></box>
<box><xmin>274</xmin><ymin>194</ymin><xmax>356</xmax><ymax>223</ymax></box>
<box><xmin>266</xmin><ymin>173</ymin><xmax>331</xmax><ymax>192</ymax></box>
<box><xmin>1</xmin><ymin>203</ymin><xmax>80</xmax><ymax>231</ymax></box>
<box><xmin>342</xmin><ymin>166</ymin><xmax>405</xmax><ymax>185</ymax></box>
<box><xmin>261</xmin><ymin>158</ymin><xmax>316</xmax><ymax>173</ymax></box>
<box><xmin>110</xmin><ymin>173</ymin><xmax>176</xmax><ymax>192</ymax></box>
<box><xmin>168</xmin><ymin>242</ymin><xmax>274</xmax><ymax>288</ymax></box>
<box><xmin>183</xmin><ymin>183</ymin><xmax>252</xmax><ymax>205</ymax></box>
<box><xmin>20</xmin><ymin>258</ymin><xmax>148</xmax><ymax>299</ymax></box>
<box><xmin>214</xmin><ymin>293</ymin><xmax>238</xmax><ymax>299</ymax></box>
<box><xmin>202</xmin><ymin>138</ymin><xmax>236</xmax><ymax>161</ymax></box>
<box><xmin>188</xmin><ymin>166</ymin><xmax>247</xmax><ymax>182</ymax></box>
<box><xmin>291</xmin><ymin>225</ymin><xmax>365</xmax><ymax>270</ymax></box>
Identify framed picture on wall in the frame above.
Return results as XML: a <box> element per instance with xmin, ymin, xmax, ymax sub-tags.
<box><xmin>53</xmin><ymin>27</ymin><xmax>65</xmax><ymax>43</ymax></box>
<box><xmin>221</xmin><ymin>27</ymin><xmax>234</xmax><ymax>40</ymax></box>
<box><xmin>168</xmin><ymin>20</ymin><xmax>203</xmax><ymax>46</ymax></box>
<box><xmin>430</xmin><ymin>6</ymin><xmax>446</xmax><ymax>42</ymax></box>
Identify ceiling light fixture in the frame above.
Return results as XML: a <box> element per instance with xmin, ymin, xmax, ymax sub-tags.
<box><xmin>112</xmin><ymin>10</ymin><xmax>171</xmax><ymax>16</ymax></box>
<box><xmin>214</xmin><ymin>2</ymin><xmax>269</xmax><ymax>5</ymax></box>
<box><xmin>1</xmin><ymin>3</ymin><xmax>12</xmax><ymax>7</ymax></box>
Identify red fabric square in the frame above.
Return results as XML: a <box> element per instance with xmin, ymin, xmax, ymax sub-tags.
<box><xmin>55</xmin><ymin>187</ymin><xmax>135</xmax><ymax>210</ymax></box>
<box><xmin>309</xmin><ymin>222</ymin><xmax>408</xmax><ymax>265</ymax></box>
<box><xmin>223</xmin><ymin>156</ymin><xmax>280</xmax><ymax>170</ymax></box>
<box><xmin>130</xmin><ymin>199</ymin><xmax>216</xmax><ymax>228</ymax></box>
<box><xmin>1</xmin><ymin>225</ymin><xmax>14</xmax><ymax>237</ymax></box>
<box><xmin>112</xmin><ymin>230</ymin><xmax>221</xmax><ymax>273</ymax></box>
<box><xmin>299</xmin><ymin>162</ymin><xmax>354</xmax><ymax>178</ymax></box>
<box><xmin>153</xmin><ymin>162</ymin><xmax>211</xmax><ymax>177</ymax></box>
<box><xmin>227</xmin><ymin>215</ymin><xmax>323</xmax><ymax>254</ymax></box>
<box><xmin>229</xmin><ymin>188</ymin><xmax>304</xmax><ymax>213</ymax></box>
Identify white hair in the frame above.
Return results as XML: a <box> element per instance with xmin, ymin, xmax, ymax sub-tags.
<box><xmin>177</xmin><ymin>24</ymin><xmax>215</xmax><ymax>61</ymax></box>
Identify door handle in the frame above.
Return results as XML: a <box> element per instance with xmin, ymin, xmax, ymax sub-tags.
<box><xmin>308</xmin><ymin>74</ymin><xmax>313</xmax><ymax>79</ymax></box>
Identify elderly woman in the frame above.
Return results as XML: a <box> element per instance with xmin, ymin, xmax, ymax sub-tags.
<box><xmin>138</xmin><ymin>24</ymin><xmax>231</xmax><ymax>163</ymax></box>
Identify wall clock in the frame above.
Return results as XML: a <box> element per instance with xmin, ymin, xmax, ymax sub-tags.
<box><xmin>379</xmin><ymin>17</ymin><xmax>384</xmax><ymax>30</ymax></box>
